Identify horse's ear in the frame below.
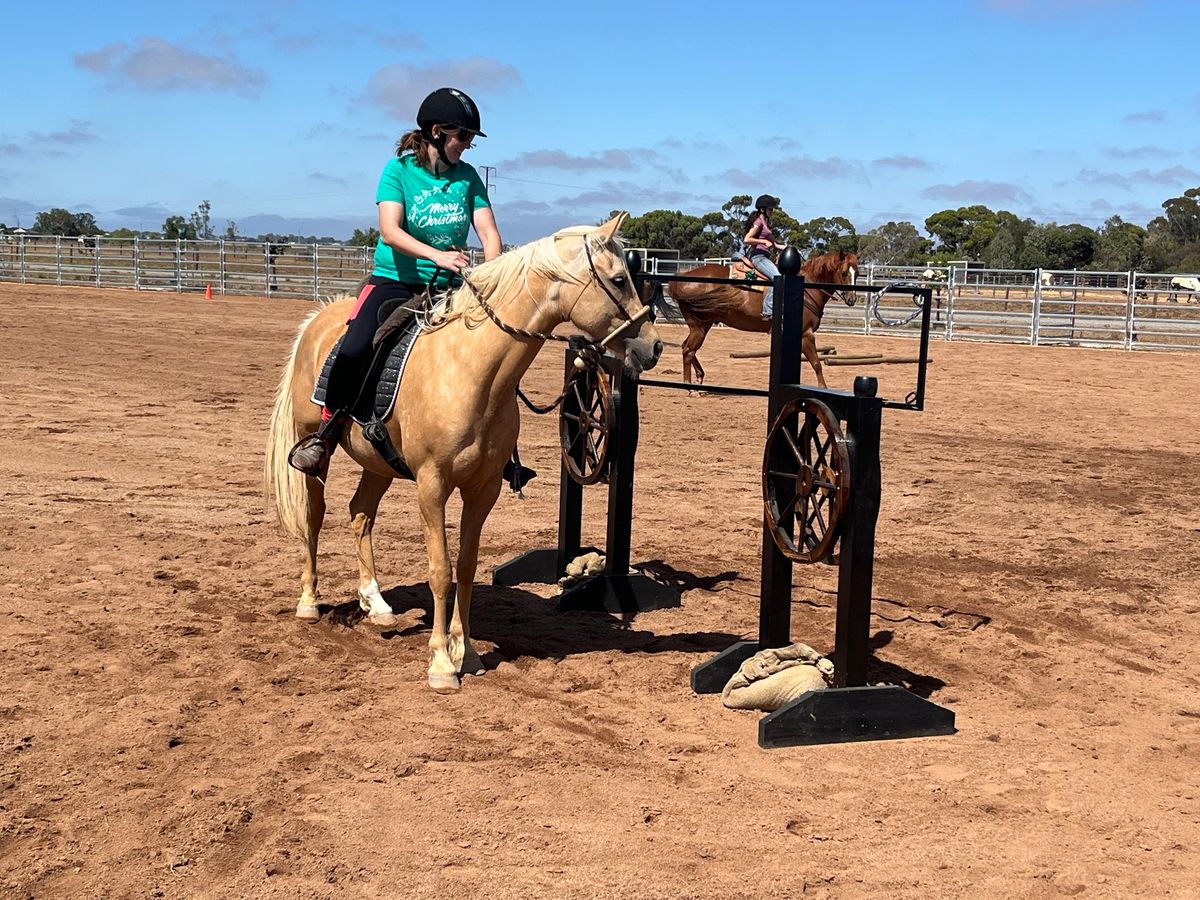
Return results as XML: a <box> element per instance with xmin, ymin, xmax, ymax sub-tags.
<box><xmin>595</xmin><ymin>212</ymin><xmax>628</xmax><ymax>240</ymax></box>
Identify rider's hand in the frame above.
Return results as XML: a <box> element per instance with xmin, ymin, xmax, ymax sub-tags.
<box><xmin>431</xmin><ymin>248</ymin><xmax>470</xmax><ymax>272</ymax></box>
<box><xmin>774</xmin><ymin>242</ymin><xmax>787</xmax><ymax>251</ymax></box>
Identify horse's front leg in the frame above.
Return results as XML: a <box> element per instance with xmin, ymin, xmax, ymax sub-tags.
<box><xmin>296</xmin><ymin>474</ymin><xmax>327</xmax><ymax>622</ymax></box>
<box><xmin>801</xmin><ymin>328</ymin><xmax>828</xmax><ymax>388</ymax></box>
<box><xmin>349</xmin><ymin>469</ymin><xmax>396</xmax><ymax>627</ymax></box>
<box><xmin>416</xmin><ymin>474</ymin><xmax>458</xmax><ymax>692</ymax></box>
<box><xmin>449</xmin><ymin>478</ymin><xmax>503</xmax><ymax>677</ymax></box>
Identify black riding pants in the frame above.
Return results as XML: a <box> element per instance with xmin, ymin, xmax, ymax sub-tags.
<box><xmin>324</xmin><ymin>276</ymin><xmax>421</xmax><ymax>414</ymax></box>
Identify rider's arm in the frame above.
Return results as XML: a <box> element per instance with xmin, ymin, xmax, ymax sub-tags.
<box><xmin>743</xmin><ymin>217</ymin><xmax>771</xmax><ymax>250</ymax></box>
<box><xmin>473</xmin><ymin>206</ymin><xmax>502</xmax><ymax>261</ymax></box>
<box><xmin>378</xmin><ymin>200</ymin><xmax>467</xmax><ymax>272</ymax></box>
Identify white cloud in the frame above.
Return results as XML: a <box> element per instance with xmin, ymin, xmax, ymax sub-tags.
<box><xmin>0</xmin><ymin>120</ymin><xmax>99</xmax><ymax>158</ymax></box>
<box><xmin>921</xmin><ymin>180</ymin><xmax>1032</xmax><ymax>204</ymax></box>
<box><xmin>1102</xmin><ymin>145</ymin><xmax>1173</xmax><ymax>160</ymax></box>
<box><xmin>873</xmin><ymin>155</ymin><xmax>935</xmax><ymax>171</ymax></box>
<box><xmin>74</xmin><ymin>37</ymin><xmax>266</xmax><ymax>96</ymax></box>
<box><xmin>1121</xmin><ymin>110</ymin><xmax>1166</xmax><ymax>124</ymax></box>
<box><xmin>1076</xmin><ymin>165</ymin><xmax>1200</xmax><ymax>190</ymax></box>
<box><xmin>364</xmin><ymin>58</ymin><xmax>522</xmax><ymax>120</ymax></box>
<box><xmin>502</xmin><ymin>149</ymin><xmax>638</xmax><ymax>172</ymax></box>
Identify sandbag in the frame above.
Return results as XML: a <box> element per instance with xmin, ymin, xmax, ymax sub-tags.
<box><xmin>721</xmin><ymin>642</ymin><xmax>835</xmax><ymax>712</ymax></box>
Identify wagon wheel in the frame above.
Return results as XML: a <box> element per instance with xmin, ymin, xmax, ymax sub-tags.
<box><xmin>762</xmin><ymin>398</ymin><xmax>851</xmax><ymax>563</ymax></box>
<box><xmin>559</xmin><ymin>364</ymin><xmax>615</xmax><ymax>485</ymax></box>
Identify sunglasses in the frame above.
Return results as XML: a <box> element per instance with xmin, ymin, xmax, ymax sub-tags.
<box><xmin>445</xmin><ymin>128</ymin><xmax>478</xmax><ymax>146</ymax></box>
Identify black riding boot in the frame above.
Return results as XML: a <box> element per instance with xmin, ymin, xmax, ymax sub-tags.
<box><xmin>288</xmin><ymin>412</ymin><xmax>348</xmax><ymax>476</ymax></box>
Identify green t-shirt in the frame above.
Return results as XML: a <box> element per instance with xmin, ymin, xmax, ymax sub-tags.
<box><xmin>372</xmin><ymin>154</ymin><xmax>491</xmax><ymax>288</ymax></box>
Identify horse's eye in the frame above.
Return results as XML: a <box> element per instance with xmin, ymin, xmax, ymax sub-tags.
<box><xmin>611</xmin><ymin>275</ymin><xmax>626</xmax><ymax>287</ymax></box>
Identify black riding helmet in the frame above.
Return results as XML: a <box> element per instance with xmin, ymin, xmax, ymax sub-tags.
<box><xmin>755</xmin><ymin>194</ymin><xmax>780</xmax><ymax>212</ymax></box>
<box><xmin>417</xmin><ymin>87</ymin><xmax>487</xmax><ymax>138</ymax></box>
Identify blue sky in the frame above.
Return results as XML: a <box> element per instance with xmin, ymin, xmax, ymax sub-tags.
<box><xmin>2</xmin><ymin>0</ymin><xmax>1197</xmax><ymax>244</ymax></box>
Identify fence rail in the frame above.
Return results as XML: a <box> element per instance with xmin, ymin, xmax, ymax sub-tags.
<box><xmin>3</xmin><ymin>235</ymin><xmax>1198</xmax><ymax>351</ymax></box>
<box><xmin>0</xmin><ymin>234</ymin><xmax>378</xmax><ymax>300</ymax></box>
<box><xmin>644</xmin><ymin>258</ymin><xmax>1200</xmax><ymax>352</ymax></box>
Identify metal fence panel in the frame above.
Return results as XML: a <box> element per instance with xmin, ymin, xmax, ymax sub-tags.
<box><xmin>2</xmin><ymin>237</ymin><xmax>1199</xmax><ymax>351</ymax></box>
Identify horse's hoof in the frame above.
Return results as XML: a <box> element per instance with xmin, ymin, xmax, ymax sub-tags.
<box><xmin>367</xmin><ymin>611</ymin><xmax>398</xmax><ymax>628</ymax></box>
<box><xmin>295</xmin><ymin>604</ymin><xmax>320</xmax><ymax>623</ymax></box>
<box><xmin>428</xmin><ymin>673</ymin><xmax>461</xmax><ymax>693</ymax></box>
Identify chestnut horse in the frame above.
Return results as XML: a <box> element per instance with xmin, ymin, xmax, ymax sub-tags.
<box><xmin>657</xmin><ymin>251</ymin><xmax>859</xmax><ymax>387</ymax></box>
<box><xmin>265</xmin><ymin>214</ymin><xmax>662</xmax><ymax>693</ymax></box>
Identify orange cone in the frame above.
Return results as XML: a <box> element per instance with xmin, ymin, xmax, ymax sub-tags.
<box><xmin>205</xmin><ymin>283</ymin><xmax>213</xmax><ymax>300</ymax></box>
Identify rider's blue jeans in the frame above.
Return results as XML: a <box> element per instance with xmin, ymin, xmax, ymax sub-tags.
<box><xmin>748</xmin><ymin>253</ymin><xmax>781</xmax><ymax>319</ymax></box>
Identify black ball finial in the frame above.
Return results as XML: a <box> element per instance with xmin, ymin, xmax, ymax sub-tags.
<box><xmin>624</xmin><ymin>249</ymin><xmax>643</xmax><ymax>276</ymax></box>
<box><xmin>854</xmin><ymin>376</ymin><xmax>878</xmax><ymax>397</ymax></box>
<box><xmin>778</xmin><ymin>246</ymin><xmax>802</xmax><ymax>276</ymax></box>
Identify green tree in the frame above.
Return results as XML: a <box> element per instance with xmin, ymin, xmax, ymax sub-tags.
<box><xmin>349</xmin><ymin>227</ymin><xmax>380</xmax><ymax>247</ymax></box>
<box><xmin>791</xmin><ymin>216</ymin><xmax>858</xmax><ymax>256</ymax></box>
<box><xmin>619</xmin><ymin>209</ymin><xmax>724</xmax><ymax>258</ymax></box>
<box><xmin>924</xmin><ymin>205</ymin><xmax>1001</xmax><ymax>259</ymax></box>
<box><xmin>224</xmin><ymin>220</ymin><xmax>239</xmax><ymax>240</ymax></box>
<box><xmin>857</xmin><ymin>221</ymin><xmax>930</xmax><ymax>265</ymax></box>
<box><xmin>1158</xmin><ymin>187</ymin><xmax>1200</xmax><ymax>245</ymax></box>
<box><xmin>713</xmin><ymin>195</ymin><xmax>754</xmax><ymax>255</ymax></box>
<box><xmin>162</xmin><ymin>215</ymin><xmax>197</xmax><ymax>240</ymax></box>
<box><xmin>31</xmin><ymin>208</ymin><xmax>100</xmax><ymax>236</ymax></box>
<box><xmin>1092</xmin><ymin>216</ymin><xmax>1146</xmax><ymax>271</ymax></box>
<box><xmin>1018</xmin><ymin>223</ymin><xmax>1097</xmax><ymax>270</ymax></box>
<box><xmin>1141</xmin><ymin>186</ymin><xmax>1200</xmax><ymax>270</ymax></box>
<box><xmin>188</xmin><ymin>200</ymin><xmax>213</xmax><ymax>240</ymax></box>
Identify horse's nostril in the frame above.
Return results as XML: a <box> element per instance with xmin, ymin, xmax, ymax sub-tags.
<box><xmin>653</xmin><ymin>341</ymin><xmax>664</xmax><ymax>357</ymax></box>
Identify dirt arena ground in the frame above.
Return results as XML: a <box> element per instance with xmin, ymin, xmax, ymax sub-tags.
<box><xmin>2</xmin><ymin>283</ymin><xmax>1198</xmax><ymax>899</ymax></box>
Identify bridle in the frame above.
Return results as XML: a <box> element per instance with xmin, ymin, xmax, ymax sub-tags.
<box><xmin>460</xmin><ymin>236</ymin><xmax>644</xmax><ymax>350</ymax></box>
<box><xmin>804</xmin><ymin>263</ymin><xmax>859</xmax><ymax>314</ymax></box>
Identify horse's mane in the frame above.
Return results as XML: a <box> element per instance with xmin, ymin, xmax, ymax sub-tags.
<box><xmin>432</xmin><ymin>227</ymin><xmax>620</xmax><ymax>329</ymax></box>
<box><xmin>803</xmin><ymin>250</ymin><xmax>851</xmax><ymax>283</ymax></box>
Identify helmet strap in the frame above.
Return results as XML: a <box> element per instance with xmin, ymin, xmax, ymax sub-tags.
<box><xmin>432</xmin><ymin>131</ymin><xmax>452</xmax><ymax>170</ymax></box>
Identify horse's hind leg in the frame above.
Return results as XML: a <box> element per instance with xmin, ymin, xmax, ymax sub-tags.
<box><xmin>349</xmin><ymin>469</ymin><xmax>397</xmax><ymax>627</ymax></box>
<box><xmin>449</xmin><ymin>479</ymin><xmax>503</xmax><ymax>677</ymax></box>
<box><xmin>682</xmin><ymin>321</ymin><xmax>710</xmax><ymax>386</ymax></box>
<box><xmin>297</xmin><ymin>475</ymin><xmax>327</xmax><ymax>622</ymax></box>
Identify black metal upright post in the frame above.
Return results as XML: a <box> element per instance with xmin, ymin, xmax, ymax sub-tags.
<box><xmin>492</xmin><ymin>340</ymin><xmax>591</xmax><ymax>588</ymax></box>
<box><xmin>831</xmin><ymin>376</ymin><xmax>882</xmax><ymax>687</ymax></box>
<box><xmin>558</xmin><ymin>362</ymin><xmax>679</xmax><ymax>613</ymax></box>
<box><xmin>759</xmin><ymin>248</ymin><xmax>806</xmax><ymax>648</ymax></box>
<box><xmin>690</xmin><ymin>250</ymin><xmax>807</xmax><ymax>692</ymax></box>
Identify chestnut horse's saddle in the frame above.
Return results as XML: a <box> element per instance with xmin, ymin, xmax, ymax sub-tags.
<box><xmin>730</xmin><ymin>257</ymin><xmax>770</xmax><ymax>289</ymax></box>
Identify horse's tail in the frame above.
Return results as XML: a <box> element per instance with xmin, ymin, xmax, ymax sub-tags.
<box><xmin>264</xmin><ymin>309</ymin><xmax>320</xmax><ymax>540</ymax></box>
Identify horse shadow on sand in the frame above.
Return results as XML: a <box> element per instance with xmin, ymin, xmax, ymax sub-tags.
<box><xmin>317</xmin><ymin>559</ymin><xmax>744</xmax><ymax>670</ymax></box>
<box><xmin>317</xmin><ymin>569</ymin><xmax>951</xmax><ymax>695</ymax></box>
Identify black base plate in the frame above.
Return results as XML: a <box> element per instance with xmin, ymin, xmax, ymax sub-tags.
<box><xmin>758</xmin><ymin>685</ymin><xmax>956</xmax><ymax>748</ymax></box>
<box><xmin>558</xmin><ymin>572</ymin><xmax>680</xmax><ymax>614</ymax></box>
<box><xmin>491</xmin><ymin>547</ymin><xmax>602</xmax><ymax>587</ymax></box>
<box><xmin>690</xmin><ymin>640</ymin><xmax>761</xmax><ymax>694</ymax></box>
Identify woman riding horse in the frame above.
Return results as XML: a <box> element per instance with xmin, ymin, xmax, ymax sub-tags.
<box><xmin>266</xmin><ymin>214</ymin><xmax>663</xmax><ymax>693</ymax></box>
<box><xmin>663</xmin><ymin>250</ymin><xmax>860</xmax><ymax>388</ymax></box>
<box><xmin>289</xmin><ymin>87</ymin><xmax>501</xmax><ymax>476</ymax></box>
<box><xmin>742</xmin><ymin>194</ymin><xmax>788</xmax><ymax>319</ymax></box>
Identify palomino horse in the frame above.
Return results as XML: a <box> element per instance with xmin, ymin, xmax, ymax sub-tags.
<box><xmin>265</xmin><ymin>214</ymin><xmax>662</xmax><ymax>692</ymax></box>
<box><xmin>658</xmin><ymin>250</ymin><xmax>859</xmax><ymax>388</ymax></box>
